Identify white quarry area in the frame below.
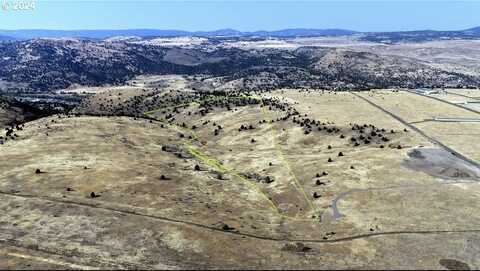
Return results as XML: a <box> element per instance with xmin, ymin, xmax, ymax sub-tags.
<box><xmin>221</xmin><ymin>38</ymin><xmax>299</xmax><ymax>49</ymax></box>
<box><xmin>104</xmin><ymin>36</ymin><xmax>143</xmax><ymax>42</ymax></box>
<box><xmin>132</xmin><ymin>37</ymin><xmax>209</xmax><ymax>47</ymax></box>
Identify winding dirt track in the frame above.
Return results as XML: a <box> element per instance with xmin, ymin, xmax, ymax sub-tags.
<box><xmin>325</xmin><ymin>92</ymin><xmax>480</xmax><ymax>221</ymax></box>
<box><xmin>329</xmin><ymin>181</ymin><xmax>479</xmax><ymax>219</ymax></box>
<box><xmin>2</xmin><ymin>191</ymin><xmax>480</xmax><ymax>245</ymax></box>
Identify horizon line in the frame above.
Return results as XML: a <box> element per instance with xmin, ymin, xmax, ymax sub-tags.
<box><xmin>0</xmin><ymin>25</ymin><xmax>478</xmax><ymax>33</ymax></box>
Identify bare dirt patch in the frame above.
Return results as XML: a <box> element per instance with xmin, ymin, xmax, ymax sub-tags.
<box><xmin>403</xmin><ymin>148</ymin><xmax>480</xmax><ymax>180</ymax></box>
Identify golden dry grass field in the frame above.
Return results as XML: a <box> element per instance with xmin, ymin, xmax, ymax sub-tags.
<box><xmin>1</xmin><ymin>84</ymin><xmax>480</xmax><ymax>269</ymax></box>
<box><xmin>357</xmin><ymin>90</ymin><xmax>480</xmax><ymax>161</ymax></box>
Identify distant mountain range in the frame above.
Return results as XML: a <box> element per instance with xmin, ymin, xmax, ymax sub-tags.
<box><xmin>0</xmin><ymin>35</ymin><xmax>16</xmax><ymax>41</ymax></box>
<box><xmin>0</xmin><ymin>28</ymin><xmax>358</xmax><ymax>40</ymax></box>
<box><xmin>360</xmin><ymin>26</ymin><xmax>480</xmax><ymax>43</ymax></box>
<box><xmin>1</xmin><ymin>27</ymin><xmax>480</xmax><ymax>43</ymax></box>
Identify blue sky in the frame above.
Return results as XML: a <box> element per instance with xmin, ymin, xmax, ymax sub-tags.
<box><xmin>0</xmin><ymin>0</ymin><xmax>479</xmax><ymax>31</ymax></box>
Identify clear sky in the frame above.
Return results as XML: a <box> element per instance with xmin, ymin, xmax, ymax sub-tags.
<box><xmin>0</xmin><ymin>0</ymin><xmax>479</xmax><ymax>32</ymax></box>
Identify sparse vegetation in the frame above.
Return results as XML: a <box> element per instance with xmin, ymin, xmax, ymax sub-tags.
<box><xmin>1</xmin><ymin>55</ymin><xmax>480</xmax><ymax>269</ymax></box>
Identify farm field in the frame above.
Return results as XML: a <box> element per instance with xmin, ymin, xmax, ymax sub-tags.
<box><xmin>356</xmin><ymin>90</ymin><xmax>480</xmax><ymax>162</ymax></box>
